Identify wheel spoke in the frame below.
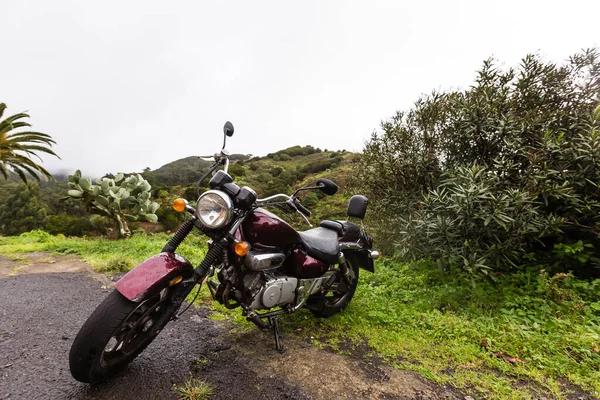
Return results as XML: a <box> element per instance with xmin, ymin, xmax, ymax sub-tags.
<box><xmin>100</xmin><ymin>290</ymin><xmax>174</xmax><ymax>367</ymax></box>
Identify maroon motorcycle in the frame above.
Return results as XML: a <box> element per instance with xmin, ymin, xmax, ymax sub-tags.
<box><xmin>69</xmin><ymin>122</ymin><xmax>378</xmax><ymax>383</ymax></box>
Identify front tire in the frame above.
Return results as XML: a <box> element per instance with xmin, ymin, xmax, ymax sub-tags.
<box><xmin>69</xmin><ymin>287</ymin><xmax>177</xmax><ymax>383</ymax></box>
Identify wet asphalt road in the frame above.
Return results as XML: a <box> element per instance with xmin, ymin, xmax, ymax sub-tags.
<box><xmin>0</xmin><ymin>273</ymin><xmax>311</xmax><ymax>400</ymax></box>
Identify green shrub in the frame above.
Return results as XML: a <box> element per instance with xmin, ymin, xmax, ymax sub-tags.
<box><xmin>352</xmin><ymin>49</ymin><xmax>600</xmax><ymax>277</ymax></box>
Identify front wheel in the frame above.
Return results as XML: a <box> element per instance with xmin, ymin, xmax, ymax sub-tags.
<box><xmin>69</xmin><ymin>287</ymin><xmax>178</xmax><ymax>383</ymax></box>
<box><xmin>307</xmin><ymin>255</ymin><xmax>359</xmax><ymax>318</ymax></box>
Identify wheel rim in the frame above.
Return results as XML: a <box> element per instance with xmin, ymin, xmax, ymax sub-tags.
<box><xmin>322</xmin><ymin>263</ymin><xmax>357</xmax><ymax>308</ymax></box>
<box><xmin>100</xmin><ymin>289</ymin><xmax>172</xmax><ymax>368</ymax></box>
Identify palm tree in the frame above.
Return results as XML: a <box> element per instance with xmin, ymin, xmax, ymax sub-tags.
<box><xmin>0</xmin><ymin>102</ymin><xmax>60</xmax><ymax>183</ymax></box>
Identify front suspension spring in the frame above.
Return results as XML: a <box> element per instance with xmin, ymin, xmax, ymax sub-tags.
<box><xmin>193</xmin><ymin>239</ymin><xmax>227</xmax><ymax>281</ymax></box>
<box><xmin>162</xmin><ymin>219</ymin><xmax>195</xmax><ymax>253</ymax></box>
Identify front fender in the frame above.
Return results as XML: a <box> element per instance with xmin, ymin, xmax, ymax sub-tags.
<box><xmin>115</xmin><ymin>252</ymin><xmax>194</xmax><ymax>302</ymax></box>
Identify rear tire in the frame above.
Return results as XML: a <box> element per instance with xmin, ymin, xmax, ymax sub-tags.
<box><xmin>307</xmin><ymin>256</ymin><xmax>359</xmax><ymax>318</ymax></box>
<box><xmin>69</xmin><ymin>287</ymin><xmax>177</xmax><ymax>383</ymax></box>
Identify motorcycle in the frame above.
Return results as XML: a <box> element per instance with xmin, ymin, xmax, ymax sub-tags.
<box><xmin>69</xmin><ymin>121</ymin><xmax>378</xmax><ymax>383</ymax></box>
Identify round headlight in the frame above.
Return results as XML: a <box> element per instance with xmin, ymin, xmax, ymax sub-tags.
<box><xmin>195</xmin><ymin>190</ymin><xmax>233</xmax><ymax>229</ymax></box>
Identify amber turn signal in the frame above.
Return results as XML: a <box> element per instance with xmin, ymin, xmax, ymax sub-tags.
<box><xmin>234</xmin><ymin>241</ymin><xmax>250</xmax><ymax>256</ymax></box>
<box><xmin>173</xmin><ymin>198</ymin><xmax>187</xmax><ymax>212</ymax></box>
<box><xmin>169</xmin><ymin>276</ymin><xmax>183</xmax><ymax>286</ymax></box>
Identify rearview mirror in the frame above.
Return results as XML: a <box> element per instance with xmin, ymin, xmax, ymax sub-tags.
<box><xmin>223</xmin><ymin>121</ymin><xmax>234</xmax><ymax>137</ymax></box>
<box><xmin>316</xmin><ymin>178</ymin><xmax>338</xmax><ymax>195</ymax></box>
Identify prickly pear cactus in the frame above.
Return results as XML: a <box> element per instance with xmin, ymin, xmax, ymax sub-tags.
<box><xmin>67</xmin><ymin>170</ymin><xmax>160</xmax><ymax>238</ymax></box>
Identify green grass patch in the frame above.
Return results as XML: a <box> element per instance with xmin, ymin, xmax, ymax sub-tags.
<box><xmin>3</xmin><ymin>231</ymin><xmax>598</xmax><ymax>398</ymax></box>
<box><xmin>280</xmin><ymin>259</ymin><xmax>600</xmax><ymax>399</ymax></box>
<box><xmin>173</xmin><ymin>374</ymin><xmax>214</xmax><ymax>400</ymax></box>
<box><xmin>0</xmin><ymin>230</ymin><xmax>207</xmax><ymax>274</ymax></box>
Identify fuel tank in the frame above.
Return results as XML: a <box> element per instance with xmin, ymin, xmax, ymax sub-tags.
<box><xmin>242</xmin><ymin>208</ymin><xmax>301</xmax><ymax>249</ymax></box>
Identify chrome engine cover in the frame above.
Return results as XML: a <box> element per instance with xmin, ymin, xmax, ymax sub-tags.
<box><xmin>244</xmin><ymin>251</ymin><xmax>286</xmax><ymax>271</ymax></box>
<box><xmin>249</xmin><ymin>277</ymin><xmax>298</xmax><ymax>309</ymax></box>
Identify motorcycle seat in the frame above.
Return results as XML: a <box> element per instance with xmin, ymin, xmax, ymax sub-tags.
<box><xmin>319</xmin><ymin>220</ymin><xmax>360</xmax><ymax>238</ymax></box>
<box><xmin>298</xmin><ymin>227</ymin><xmax>340</xmax><ymax>265</ymax></box>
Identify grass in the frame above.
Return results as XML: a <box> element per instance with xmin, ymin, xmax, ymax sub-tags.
<box><xmin>280</xmin><ymin>259</ymin><xmax>600</xmax><ymax>399</ymax></box>
<box><xmin>0</xmin><ymin>230</ymin><xmax>207</xmax><ymax>274</ymax></box>
<box><xmin>2</xmin><ymin>231</ymin><xmax>599</xmax><ymax>399</ymax></box>
<box><xmin>191</xmin><ymin>258</ymin><xmax>600</xmax><ymax>399</ymax></box>
<box><xmin>173</xmin><ymin>374</ymin><xmax>214</xmax><ymax>400</ymax></box>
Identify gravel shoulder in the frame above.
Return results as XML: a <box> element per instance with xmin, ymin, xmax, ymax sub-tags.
<box><xmin>0</xmin><ymin>253</ymin><xmax>464</xmax><ymax>400</ymax></box>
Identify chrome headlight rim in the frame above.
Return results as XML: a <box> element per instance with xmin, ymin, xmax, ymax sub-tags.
<box><xmin>195</xmin><ymin>190</ymin><xmax>233</xmax><ymax>229</ymax></box>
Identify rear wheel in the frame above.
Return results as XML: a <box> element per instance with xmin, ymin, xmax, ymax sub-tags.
<box><xmin>69</xmin><ymin>286</ymin><xmax>178</xmax><ymax>383</ymax></box>
<box><xmin>307</xmin><ymin>256</ymin><xmax>359</xmax><ymax>318</ymax></box>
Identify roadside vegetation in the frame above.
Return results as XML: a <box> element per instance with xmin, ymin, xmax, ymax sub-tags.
<box><xmin>2</xmin><ymin>232</ymin><xmax>598</xmax><ymax>398</ymax></box>
<box><xmin>1</xmin><ymin>49</ymin><xmax>599</xmax><ymax>399</ymax></box>
<box><xmin>0</xmin><ymin>230</ymin><xmax>205</xmax><ymax>274</ymax></box>
<box><xmin>173</xmin><ymin>374</ymin><xmax>214</xmax><ymax>400</ymax></box>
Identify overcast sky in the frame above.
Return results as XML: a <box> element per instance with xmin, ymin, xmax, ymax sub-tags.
<box><xmin>1</xmin><ymin>0</ymin><xmax>598</xmax><ymax>177</ymax></box>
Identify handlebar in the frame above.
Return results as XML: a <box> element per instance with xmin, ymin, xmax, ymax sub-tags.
<box><xmin>293</xmin><ymin>198</ymin><xmax>311</xmax><ymax>217</ymax></box>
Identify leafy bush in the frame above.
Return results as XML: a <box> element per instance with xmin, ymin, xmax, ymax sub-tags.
<box><xmin>398</xmin><ymin>165</ymin><xmax>562</xmax><ymax>276</ymax></box>
<box><xmin>352</xmin><ymin>49</ymin><xmax>600</xmax><ymax>276</ymax></box>
<box><xmin>46</xmin><ymin>214</ymin><xmax>93</xmax><ymax>236</ymax></box>
<box><xmin>0</xmin><ymin>183</ymin><xmax>48</xmax><ymax>235</ymax></box>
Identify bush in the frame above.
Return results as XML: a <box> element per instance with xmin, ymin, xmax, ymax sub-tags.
<box><xmin>397</xmin><ymin>166</ymin><xmax>562</xmax><ymax>276</ymax></box>
<box><xmin>228</xmin><ymin>163</ymin><xmax>246</xmax><ymax>177</ymax></box>
<box><xmin>45</xmin><ymin>214</ymin><xmax>94</xmax><ymax>237</ymax></box>
<box><xmin>352</xmin><ymin>49</ymin><xmax>600</xmax><ymax>277</ymax></box>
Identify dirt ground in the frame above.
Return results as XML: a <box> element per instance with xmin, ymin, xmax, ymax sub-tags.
<box><xmin>0</xmin><ymin>252</ymin><xmax>466</xmax><ymax>400</ymax></box>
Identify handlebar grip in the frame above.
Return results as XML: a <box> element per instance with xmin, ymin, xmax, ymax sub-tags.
<box><xmin>294</xmin><ymin>200</ymin><xmax>311</xmax><ymax>217</ymax></box>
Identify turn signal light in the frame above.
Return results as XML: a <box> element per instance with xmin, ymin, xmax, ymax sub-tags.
<box><xmin>173</xmin><ymin>198</ymin><xmax>187</xmax><ymax>212</ymax></box>
<box><xmin>169</xmin><ymin>276</ymin><xmax>183</xmax><ymax>286</ymax></box>
<box><xmin>234</xmin><ymin>241</ymin><xmax>250</xmax><ymax>256</ymax></box>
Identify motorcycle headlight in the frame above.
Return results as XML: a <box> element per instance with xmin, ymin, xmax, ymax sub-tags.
<box><xmin>195</xmin><ymin>190</ymin><xmax>233</xmax><ymax>229</ymax></box>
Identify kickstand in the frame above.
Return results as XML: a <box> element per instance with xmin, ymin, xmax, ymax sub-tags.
<box><xmin>268</xmin><ymin>316</ymin><xmax>284</xmax><ymax>353</ymax></box>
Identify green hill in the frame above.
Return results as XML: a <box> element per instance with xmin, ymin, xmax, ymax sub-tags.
<box><xmin>144</xmin><ymin>145</ymin><xmax>359</xmax><ymax>224</ymax></box>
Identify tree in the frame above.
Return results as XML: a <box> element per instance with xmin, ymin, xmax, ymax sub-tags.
<box><xmin>0</xmin><ymin>103</ymin><xmax>60</xmax><ymax>183</ymax></box>
<box><xmin>0</xmin><ymin>182</ymin><xmax>48</xmax><ymax>235</ymax></box>
<box><xmin>66</xmin><ymin>171</ymin><xmax>160</xmax><ymax>238</ymax></box>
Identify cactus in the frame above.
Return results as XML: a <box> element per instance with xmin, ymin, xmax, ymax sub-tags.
<box><xmin>66</xmin><ymin>170</ymin><xmax>160</xmax><ymax>238</ymax></box>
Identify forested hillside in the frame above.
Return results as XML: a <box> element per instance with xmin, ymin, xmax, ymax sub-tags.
<box><xmin>0</xmin><ymin>145</ymin><xmax>357</xmax><ymax>236</ymax></box>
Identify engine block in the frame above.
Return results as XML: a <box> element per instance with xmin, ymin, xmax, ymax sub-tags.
<box><xmin>249</xmin><ymin>276</ymin><xmax>298</xmax><ymax>309</ymax></box>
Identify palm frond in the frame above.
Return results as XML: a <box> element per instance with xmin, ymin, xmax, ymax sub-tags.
<box><xmin>8</xmin><ymin>131</ymin><xmax>55</xmax><ymax>141</ymax></box>
<box><xmin>12</xmin><ymin>154</ymin><xmax>53</xmax><ymax>177</ymax></box>
<box><xmin>0</xmin><ymin>162</ymin><xmax>8</xmax><ymax>179</ymax></box>
<box><xmin>0</xmin><ymin>104</ymin><xmax>59</xmax><ymax>183</ymax></box>
<box><xmin>5</xmin><ymin>121</ymin><xmax>32</xmax><ymax>130</ymax></box>
<box><xmin>11</xmin><ymin>165</ymin><xmax>30</xmax><ymax>184</ymax></box>
<box><xmin>15</xmin><ymin>163</ymin><xmax>43</xmax><ymax>182</ymax></box>
<box><xmin>12</xmin><ymin>144</ymin><xmax>60</xmax><ymax>159</ymax></box>
<box><xmin>0</xmin><ymin>113</ymin><xmax>30</xmax><ymax>133</ymax></box>
<box><xmin>5</xmin><ymin>133</ymin><xmax>56</xmax><ymax>145</ymax></box>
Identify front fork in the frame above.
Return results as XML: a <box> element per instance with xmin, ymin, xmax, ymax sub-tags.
<box><xmin>164</xmin><ymin>218</ymin><xmax>229</xmax><ymax>310</ymax></box>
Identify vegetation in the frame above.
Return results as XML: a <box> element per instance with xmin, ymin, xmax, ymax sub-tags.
<box><xmin>2</xmin><ymin>49</ymin><xmax>600</xmax><ymax>399</ymax></box>
<box><xmin>0</xmin><ymin>102</ymin><xmax>60</xmax><ymax>183</ymax></box>
<box><xmin>0</xmin><ymin>230</ymin><xmax>206</xmax><ymax>274</ymax></box>
<box><xmin>3</xmin><ymin>232</ymin><xmax>595</xmax><ymax>398</ymax></box>
<box><xmin>66</xmin><ymin>170</ymin><xmax>160</xmax><ymax>238</ymax></box>
<box><xmin>0</xmin><ymin>183</ymin><xmax>48</xmax><ymax>235</ymax></box>
<box><xmin>173</xmin><ymin>374</ymin><xmax>214</xmax><ymax>400</ymax></box>
<box><xmin>352</xmin><ymin>49</ymin><xmax>600</xmax><ymax>279</ymax></box>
